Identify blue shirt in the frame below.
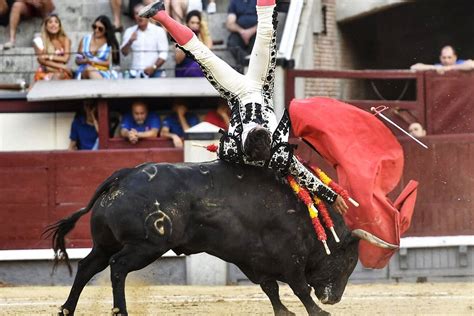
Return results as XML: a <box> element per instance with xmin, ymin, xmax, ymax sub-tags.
<box><xmin>228</xmin><ymin>0</ymin><xmax>257</xmax><ymax>29</ymax></box>
<box><xmin>435</xmin><ymin>59</ymin><xmax>465</xmax><ymax>66</ymax></box>
<box><xmin>121</xmin><ymin>112</ymin><xmax>161</xmax><ymax>132</ymax></box>
<box><xmin>69</xmin><ymin>115</ymin><xmax>98</xmax><ymax>150</ymax></box>
<box><xmin>162</xmin><ymin>113</ymin><xmax>200</xmax><ymax>137</ymax></box>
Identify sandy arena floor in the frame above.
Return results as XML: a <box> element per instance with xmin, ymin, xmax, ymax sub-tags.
<box><xmin>0</xmin><ymin>282</ymin><xmax>472</xmax><ymax>315</ymax></box>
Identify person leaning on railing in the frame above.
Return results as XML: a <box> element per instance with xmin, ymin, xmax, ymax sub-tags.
<box><xmin>411</xmin><ymin>45</ymin><xmax>474</xmax><ymax>74</ymax></box>
<box><xmin>32</xmin><ymin>13</ymin><xmax>72</xmax><ymax>81</ymax></box>
<box><xmin>69</xmin><ymin>101</ymin><xmax>99</xmax><ymax>151</ymax></box>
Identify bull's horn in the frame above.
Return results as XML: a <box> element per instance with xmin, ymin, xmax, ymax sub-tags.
<box><xmin>351</xmin><ymin>229</ymin><xmax>398</xmax><ymax>249</ymax></box>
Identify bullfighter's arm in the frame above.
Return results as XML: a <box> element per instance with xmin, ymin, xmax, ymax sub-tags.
<box><xmin>289</xmin><ymin>156</ymin><xmax>337</xmax><ymax>204</ymax></box>
<box><xmin>288</xmin><ymin>157</ymin><xmax>349</xmax><ymax>214</ymax></box>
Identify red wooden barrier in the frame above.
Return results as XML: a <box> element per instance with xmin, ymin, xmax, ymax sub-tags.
<box><xmin>424</xmin><ymin>72</ymin><xmax>474</xmax><ymax>134</ymax></box>
<box><xmin>0</xmin><ymin>135</ymin><xmax>473</xmax><ymax>250</ymax></box>
<box><xmin>0</xmin><ymin>149</ymin><xmax>183</xmax><ymax>249</ymax></box>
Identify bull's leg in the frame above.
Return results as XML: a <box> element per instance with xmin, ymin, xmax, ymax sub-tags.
<box><xmin>287</xmin><ymin>273</ymin><xmax>329</xmax><ymax>316</ymax></box>
<box><xmin>260</xmin><ymin>280</ymin><xmax>295</xmax><ymax>316</ymax></box>
<box><xmin>109</xmin><ymin>243</ymin><xmax>164</xmax><ymax>316</ymax></box>
<box><xmin>58</xmin><ymin>247</ymin><xmax>111</xmax><ymax>316</ymax></box>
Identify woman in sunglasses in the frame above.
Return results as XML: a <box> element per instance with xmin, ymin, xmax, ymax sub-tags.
<box><xmin>33</xmin><ymin>14</ymin><xmax>72</xmax><ymax>81</ymax></box>
<box><xmin>75</xmin><ymin>15</ymin><xmax>120</xmax><ymax>79</ymax></box>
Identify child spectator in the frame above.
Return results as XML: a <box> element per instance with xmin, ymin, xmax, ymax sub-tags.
<box><xmin>175</xmin><ymin>10</ymin><xmax>212</xmax><ymax>77</ymax></box>
<box><xmin>69</xmin><ymin>101</ymin><xmax>99</xmax><ymax>150</ymax></box>
<box><xmin>120</xmin><ymin>101</ymin><xmax>161</xmax><ymax>144</ymax></box>
<box><xmin>75</xmin><ymin>15</ymin><xmax>120</xmax><ymax>79</ymax></box>
<box><xmin>121</xmin><ymin>3</ymin><xmax>168</xmax><ymax>78</ymax></box>
<box><xmin>3</xmin><ymin>0</ymin><xmax>55</xmax><ymax>49</ymax></box>
<box><xmin>204</xmin><ymin>100</ymin><xmax>230</xmax><ymax>130</ymax></box>
<box><xmin>161</xmin><ymin>102</ymin><xmax>199</xmax><ymax>147</ymax></box>
<box><xmin>33</xmin><ymin>14</ymin><xmax>72</xmax><ymax>81</ymax></box>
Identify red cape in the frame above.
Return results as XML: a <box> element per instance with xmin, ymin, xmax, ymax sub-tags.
<box><xmin>290</xmin><ymin>97</ymin><xmax>418</xmax><ymax>268</ymax></box>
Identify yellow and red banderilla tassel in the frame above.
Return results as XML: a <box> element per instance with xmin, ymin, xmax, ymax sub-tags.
<box><xmin>309</xmin><ymin>165</ymin><xmax>359</xmax><ymax>207</ymax></box>
<box><xmin>287</xmin><ymin>175</ymin><xmax>331</xmax><ymax>255</ymax></box>
<box><xmin>313</xmin><ymin>197</ymin><xmax>340</xmax><ymax>243</ymax></box>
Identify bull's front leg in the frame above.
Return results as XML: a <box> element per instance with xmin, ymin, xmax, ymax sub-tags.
<box><xmin>286</xmin><ymin>272</ymin><xmax>329</xmax><ymax>316</ymax></box>
<box><xmin>260</xmin><ymin>280</ymin><xmax>295</xmax><ymax>316</ymax></box>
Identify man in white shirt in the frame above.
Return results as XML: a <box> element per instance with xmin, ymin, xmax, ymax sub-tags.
<box><xmin>121</xmin><ymin>3</ymin><xmax>169</xmax><ymax>78</ymax></box>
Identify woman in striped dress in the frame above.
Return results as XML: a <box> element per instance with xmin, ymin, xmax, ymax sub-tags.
<box><xmin>75</xmin><ymin>15</ymin><xmax>120</xmax><ymax>79</ymax></box>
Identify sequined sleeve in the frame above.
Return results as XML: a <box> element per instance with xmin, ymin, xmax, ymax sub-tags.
<box><xmin>289</xmin><ymin>156</ymin><xmax>338</xmax><ymax>204</ymax></box>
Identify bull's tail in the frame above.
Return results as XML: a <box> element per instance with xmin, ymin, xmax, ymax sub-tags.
<box><xmin>42</xmin><ymin>167</ymin><xmax>135</xmax><ymax>275</ymax></box>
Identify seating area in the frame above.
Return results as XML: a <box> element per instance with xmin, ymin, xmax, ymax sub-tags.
<box><xmin>0</xmin><ymin>0</ymin><xmax>238</xmax><ymax>85</ymax></box>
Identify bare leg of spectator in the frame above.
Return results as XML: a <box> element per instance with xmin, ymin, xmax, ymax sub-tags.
<box><xmin>110</xmin><ymin>0</ymin><xmax>123</xmax><ymax>31</ymax></box>
<box><xmin>5</xmin><ymin>0</ymin><xmax>30</xmax><ymax>48</ymax></box>
<box><xmin>169</xmin><ymin>0</ymin><xmax>187</xmax><ymax>24</ymax></box>
<box><xmin>0</xmin><ymin>0</ymin><xmax>9</xmax><ymax>16</ymax></box>
<box><xmin>83</xmin><ymin>66</ymin><xmax>104</xmax><ymax>80</ymax></box>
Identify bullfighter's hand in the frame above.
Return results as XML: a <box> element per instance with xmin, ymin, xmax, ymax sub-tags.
<box><xmin>333</xmin><ymin>195</ymin><xmax>348</xmax><ymax>215</ymax></box>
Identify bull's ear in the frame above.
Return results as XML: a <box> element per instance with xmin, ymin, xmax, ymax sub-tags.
<box><xmin>351</xmin><ymin>229</ymin><xmax>398</xmax><ymax>249</ymax></box>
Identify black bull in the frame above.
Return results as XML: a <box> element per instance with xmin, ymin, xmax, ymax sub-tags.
<box><xmin>46</xmin><ymin>161</ymin><xmax>362</xmax><ymax>316</ymax></box>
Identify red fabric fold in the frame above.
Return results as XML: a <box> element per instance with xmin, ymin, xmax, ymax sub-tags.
<box><xmin>289</xmin><ymin>97</ymin><xmax>418</xmax><ymax>268</ymax></box>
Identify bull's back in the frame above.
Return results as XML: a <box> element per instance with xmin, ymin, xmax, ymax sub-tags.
<box><xmin>94</xmin><ymin>161</ymin><xmax>312</xmax><ymax>257</ymax></box>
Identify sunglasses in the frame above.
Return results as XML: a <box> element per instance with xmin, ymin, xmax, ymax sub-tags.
<box><xmin>92</xmin><ymin>24</ymin><xmax>104</xmax><ymax>32</ymax></box>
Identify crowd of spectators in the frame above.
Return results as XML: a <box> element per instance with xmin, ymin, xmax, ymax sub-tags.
<box><xmin>0</xmin><ymin>0</ymin><xmax>240</xmax><ymax>150</ymax></box>
<box><xmin>0</xmin><ymin>0</ymin><xmax>258</xmax><ymax>79</ymax></box>
<box><xmin>69</xmin><ymin>99</ymin><xmax>229</xmax><ymax>150</ymax></box>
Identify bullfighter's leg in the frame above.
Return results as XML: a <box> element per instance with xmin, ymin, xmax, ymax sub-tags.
<box><xmin>260</xmin><ymin>280</ymin><xmax>295</xmax><ymax>316</ymax></box>
<box><xmin>140</xmin><ymin>1</ymin><xmax>247</xmax><ymax>103</ymax></box>
<box><xmin>109</xmin><ymin>243</ymin><xmax>165</xmax><ymax>316</ymax></box>
<box><xmin>286</xmin><ymin>272</ymin><xmax>329</xmax><ymax>316</ymax></box>
<box><xmin>58</xmin><ymin>247</ymin><xmax>111</xmax><ymax>316</ymax></box>
<box><xmin>246</xmin><ymin>2</ymin><xmax>278</xmax><ymax>104</ymax></box>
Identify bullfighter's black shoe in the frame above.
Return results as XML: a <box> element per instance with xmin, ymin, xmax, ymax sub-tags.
<box><xmin>138</xmin><ymin>0</ymin><xmax>165</xmax><ymax>19</ymax></box>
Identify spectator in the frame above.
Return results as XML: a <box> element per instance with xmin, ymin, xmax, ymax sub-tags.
<box><xmin>411</xmin><ymin>45</ymin><xmax>474</xmax><ymax>73</ymax></box>
<box><xmin>164</xmin><ymin>0</ymin><xmax>216</xmax><ymax>24</ymax></box>
<box><xmin>121</xmin><ymin>3</ymin><xmax>168</xmax><ymax>78</ymax></box>
<box><xmin>408</xmin><ymin>122</ymin><xmax>426</xmax><ymax>138</ymax></box>
<box><xmin>2</xmin><ymin>0</ymin><xmax>55</xmax><ymax>49</ymax></box>
<box><xmin>75</xmin><ymin>15</ymin><xmax>120</xmax><ymax>80</ymax></box>
<box><xmin>33</xmin><ymin>14</ymin><xmax>72</xmax><ymax>81</ymax></box>
<box><xmin>175</xmin><ymin>10</ymin><xmax>212</xmax><ymax>77</ymax></box>
<box><xmin>161</xmin><ymin>102</ymin><xmax>200</xmax><ymax>147</ymax></box>
<box><xmin>69</xmin><ymin>101</ymin><xmax>99</xmax><ymax>150</ymax></box>
<box><xmin>120</xmin><ymin>101</ymin><xmax>160</xmax><ymax>144</ymax></box>
<box><xmin>204</xmin><ymin>100</ymin><xmax>230</xmax><ymax>130</ymax></box>
<box><xmin>226</xmin><ymin>0</ymin><xmax>257</xmax><ymax>71</ymax></box>
<box><xmin>0</xmin><ymin>0</ymin><xmax>14</xmax><ymax>27</ymax></box>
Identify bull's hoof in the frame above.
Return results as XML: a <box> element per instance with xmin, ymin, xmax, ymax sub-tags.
<box><xmin>275</xmin><ymin>309</ymin><xmax>296</xmax><ymax>316</ymax></box>
<box><xmin>111</xmin><ymin>307</ymin><xmax>127</xmax><ymax>316</ymax></box>
<box><xmin>316</xmin><ymin>310</ymin><xmax>330</xmax><ymax>316</ymax></box>
<box><xmin>57</xmin><ymin>306</ymin><xmax>70</xmax><ymax>315</ymax></box>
